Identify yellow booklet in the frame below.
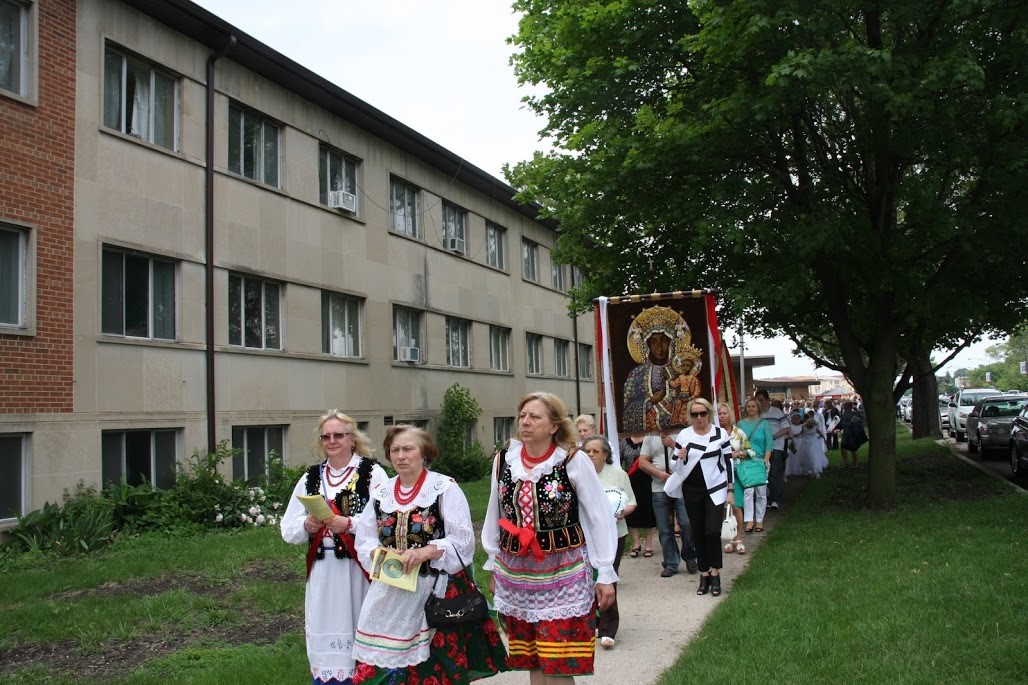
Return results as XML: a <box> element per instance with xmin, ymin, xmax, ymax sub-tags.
<box><xmin>370</xmin><ymin>548</ymin><xmax>420</xmax><ymax>592</ymax></box>
<box><xmin>296</xmin><ymin>494</ymin><xmax>335</xmax><ymax>522</ymax></box>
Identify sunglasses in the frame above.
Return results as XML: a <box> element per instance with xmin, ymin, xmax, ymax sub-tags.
<box><xmin>690</xmin><ymin>411</ymin><xmax>709</xmax><ymax>418</ymax></box>
<box><xmin>320</xmin><ymin>432</ymin><xmax>352</xmax><ymax>442</ymax></box>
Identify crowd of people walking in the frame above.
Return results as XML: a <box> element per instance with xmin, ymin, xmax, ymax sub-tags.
<box><xmin>282</xmin><ymin>390</ymin><xmax>863</xmax><ymax>684</ymax></box>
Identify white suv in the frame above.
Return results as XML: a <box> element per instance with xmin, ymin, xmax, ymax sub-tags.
<box><xmin>948</xmin><ymin>388</ymin><xmax>998</xmax><ymax>442</ymax></box>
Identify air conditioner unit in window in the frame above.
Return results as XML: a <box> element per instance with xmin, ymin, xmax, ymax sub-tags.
<box><xmin>399</xmin><ymin>346</ymin><xmax>421</xmax><ymax>363</ymax></box>
<box><xmin>327</xmin><ymin>190</ymin><xmax>357</xmax><ymax>212</ymax></box>
<box><xmin>445</xmin><ymin>237</ymin><xmax>463</xmax><ymax>252</ymax></box>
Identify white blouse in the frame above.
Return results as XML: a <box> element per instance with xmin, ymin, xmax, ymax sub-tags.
<box><xmin>481</xmin><ymin>439</ymin><xmax>619</xmax><ymax>585</ymax></box>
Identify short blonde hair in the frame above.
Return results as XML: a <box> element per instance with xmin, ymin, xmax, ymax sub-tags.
<box><xmin>315</xmin><ymin>410</ymin><xmax>373</xmax><ymax>459</ymax></box>
<box><xmin>717</xmin><ymin>402</ymin><xmax>736</xmax><ymax>425</ymax></box>
<box><xmin>574</xmin><ymin>414</ymin><xmax>596</xmax><ymax>429</ymax></box>
<box><xmin>689</xmin><ymin>397</ymin><xmax>715</xmax><ymax>418</ymax></box>
<box><xmin>518</xmin><ymin>392</ymin><xmax>576</xmax><ymax>450</ymax></box>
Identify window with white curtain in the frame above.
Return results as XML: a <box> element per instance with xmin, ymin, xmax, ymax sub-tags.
<box><xmin>318</xmin><ymin>145</ymin><xmax>360</xmax><ymax>213</ymax></box>
<box><xmin>522</xmin><ymin>239</ymin><xmax>539</xmax><ymax>282</ymax></box>
<box><xmin>446</xmin><ymin>317</ymin><xmax>471</xmax><ymax>367</ymax></box>
<box><xmin>322</xmin><ymin>291</ymin><xmax>362</xmax><ymax>357</ymax></box>
<box><xmin>102</xmin><ymin>44</ymin><xmax>178</xmax><ymax>149</ymax></box>
<box><xmin>101</xmin><ymin>247</ymin><xmax>176</xmax><ymax>340</ymax></box>
<box><xmin>228</xmin><ymin>273</ymin><xmax>281</xmax><ymax>350</ymax></box>
<box><xmin>393</xmin><ymin>305</ymin><xmax>422</xmax><ymax>361</ymax></box>
<box><xmin>0</xmin><ymin>224</ymin><xmax>25</xmax><ymax>327</ymax></box>
<box><xmin>526</xmin><ymin>333</ymin><xmax>542</xmax><ymax>375</ymax></box>
<box><xmin>493</xmin><ymin>417</ymin><xmax>514</xmax><ymax>448</ymax></box>
<box><xmin>228</xmin><ymin>102</ymin><xmax>280</xmax><ymax>186</ymax></box>
<box><xmin>442</xmin><ymin>201</ymin><xmax>467</xmax><ymax>254</ymax></box>
<box><xmin>551</xmin><ymin>262</ymin><xmax>567</xmax><ymax>292</ymax></box>
<box><xmin>489</xmin><ymin>326</ymin><xmax>510</xmax><ymax>371</ymax></box>
<box><xmin>390</xmin><ymin>177</ymin><xmax>420</xmax><ymax>238</ymax></box>
<box><xmin>579</xmin><ymin>343</ymin><xmax>594</xmax><ymax>379</ymax></box>
<box><xmin>554</xmin><ymin>339</ymin><xmax>569</xmax><ymax>377</ymax></box>
<box><xmin>486</xmin><ymin>222</ymin><xmax>507</xmax><ymax>269</ymax></box>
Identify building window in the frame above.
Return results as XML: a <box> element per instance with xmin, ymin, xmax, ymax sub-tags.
<box><xmin>0</xmin><ymin>0</ymin><xmax>34</xmax><ymax>99</ymax></box>
<box><xmin>442</xmin><ymin>201</ymin><xmax>467</xmax><ymax>254</ymax></box>
<box><xmin>390</xmin><ymin>177</ymin><xmax>420</xmax><ymax>238</ymax></box>
<box><xmin>102</xmin><ymin>45</ymin><xmax>178</xmax><ymax>150</ymax></box>
<box><xmin>526</xmin><ymin>333</ymin><xmax>542</xmax><ymax>375</ymax></box>
<box><xmin>0</xmin><ymin>224</ymin><xmax>26</xmax><ymax>327</ymax></box>
<box><xmin>489</xmin><ymin>326</ymin><xmax>510</xmax><ymax>372</ymax></box>
<box><xmin>393</xmin><ymin>305</ymin><xmax>422</xmax><ymax>361</ymax></box>
<box><xmin>571</xmin><ymin>266</ymin><xmax>583</xmax><ymax>288</ymax></box>
<box><xmin>486</xmin><ymin>222</ymin><xmax>507</xmax><ymax>269</ymax></box>
<box><xmin>522</xmin><ymin>239</ymin><xmax>539</xmax><ymax>282</ymax></box>
<box><xmin>551</xmin><ymin>262</ymin><xmax>566</xmax><ymax>292</ymax></box>
<box><xmin>0</xmin><ymin>434</ymin><xmax>25</xmax><ymax>521</ymax></box>
<box><xmin>101</xmin><ymin>248</ymin><xmax>176</xmax><ymax>340</ymax></box>
<box><xmin>578</xmin><ymin>343</ymin><xmax>594</xmax><ymax>379</ymax></box>
<box><xmin>554</xmin><ymin>339</ymin><xmax>569</xmax><ymax>377</ymax></box>
<box><xmin>231</xmin><ymin>425</ymin><xmax>284</xmax><ymax>486</ymax></box>
<box><xmin>319</xmin><ymin>146</ymin><xmax>359</xmax><ymax>213</ymax></box>
<box><xmin>493</xmin><ymin>417</ymin><xmax>514</xmax><ymax>449</ymax></box>
<box><xmin>228</xmin><ymin>274</ymin><xmax>281</xmax><ymax>350</ymax></box>
<box><xmin>228</xmin><ymin>102</ymin><xmax>279</xmax><ymax>186</ymax></box>
<box><xmin>322</xmin><ymin>292</ymin><xmax>362</xmax><ymax>358</ymax></box>
<box><xmin>101</xmin><ymin>430</ymin><xmax>177</xmax><ymax>489</ymax></box>
<box><xmin>446</xmin><ymin>317</ymin><xmax>471</xmax><ymax>368</ymax></box>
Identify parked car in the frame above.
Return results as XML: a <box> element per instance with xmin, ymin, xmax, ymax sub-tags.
<box><xmin>965</xmin><ymin>395</ymin><xmax>1028</xmax><ymax>456</ymax></box>
<box><xmin>948</xmin><ymin>388</ymin><xmax>998</xmax><ymax>442</ymax></box>
<box><xmin>899</xmin><ymin>397</ymin><xmax>913</xmax><ymax>422</ymax></box>
<box><xmin>939</xmin><ymin>398</ymin><xmax>950</xmax><ymax>428</ymax></box>
<box><xmin>1008</xmin><ymin>403</ymin><xmax>1028</xmax><ymax>482</ymax></box>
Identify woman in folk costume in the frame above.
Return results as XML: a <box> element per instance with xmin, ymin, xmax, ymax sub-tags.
<box><xmin>280</xmin><ymin>410</ymin><xmax>388</xmax><ymax>685</ymax></box>
<box><xmin>351</xmin><ymin>425</ymin><xmax>507</xmax><ymax>685</ymax></box>
<box><xmin>482</xmin><ymin>392</ymin><xmax>619</xmax><ymax>684</ymax></box>
<box><xmin>668</xmin><ymin>397</ymin><xmax>735</xmax><ymax>597</ymax></box>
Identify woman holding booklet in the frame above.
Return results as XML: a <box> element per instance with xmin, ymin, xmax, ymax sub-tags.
<box><xmin>280</xmin><ymin>410</ymin><xmax>388</xmax><ymax>685</ymax></box>
<box><xmin>351</xmin><ymin>425</ymin><xmax>507</xmax><ymax>685</ymax></box>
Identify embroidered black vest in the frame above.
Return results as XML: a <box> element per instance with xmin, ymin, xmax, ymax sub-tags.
<box><xmin>373</xmin><ymin>496</ymin><xmax>445</xmax><ymax>552</ymax></box>
<box><xmin>497</xmin><ymin>450</ymin><xmax>585</xmax><ymax>555</ymax></box>
<box><xmin>305</xmin><ymin>458</ymin><xmax>375</xmax><ymax>560</ymax></box>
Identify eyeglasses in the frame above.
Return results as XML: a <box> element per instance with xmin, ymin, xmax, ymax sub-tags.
<box><xmin>690</xmin><ymin>411</ymin><xmax>709</xmax><ymax>418</ymax></box>
<box><xmin>320</xmin><ymin>432</ymin><xmax>352</xmax><ymax>442</ymax></box>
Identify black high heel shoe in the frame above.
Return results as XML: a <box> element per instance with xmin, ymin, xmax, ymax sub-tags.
<box><xmin>710</xmin><ymin>574</ymin><xmax>722</xmax><ymax>597</ymax></box>
<box><xmin>696</xmin><ymin>574</ymin><xmax>710</xmax><ymax>595</ymax></box>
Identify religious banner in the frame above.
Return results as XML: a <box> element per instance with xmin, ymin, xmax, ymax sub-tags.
<box><xmin>594</xmin><ymin>290</ymin><xmax>727</xmax><ymax>442</ymax></box>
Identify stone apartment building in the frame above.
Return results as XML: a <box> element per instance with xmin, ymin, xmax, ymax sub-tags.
<box><xmin>0</xmin><ymin>0</ymin><xmax>596</xmax><ymax>524</ymax></box>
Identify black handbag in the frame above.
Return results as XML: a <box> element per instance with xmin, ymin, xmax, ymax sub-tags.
<box><xmin>424</xmin><ymin>549</ymin><xmax>489</xmax><ymax>628</ymax></box>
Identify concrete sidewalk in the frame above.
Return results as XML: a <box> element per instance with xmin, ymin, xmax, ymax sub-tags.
<box><xmin>483</xmin><ymin>513</ymin><xmax>777</xmax><ymax>684</ymax></box>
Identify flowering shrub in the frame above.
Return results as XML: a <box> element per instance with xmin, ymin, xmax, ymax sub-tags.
<box><xmin>214</xmin><ymin>485</ymin><xmax>283</xmax><ymax>528</ymax></box>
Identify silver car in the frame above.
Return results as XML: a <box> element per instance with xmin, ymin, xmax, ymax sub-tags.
<box><xmin>966</xmin><ymin>395</ymin><xmax>1028</xmax><ymax>456</ymax></box>
<box><xmin>948</xmin><ymin>388</ymin><xmax>999</xmax><ymax>442</ymax></box>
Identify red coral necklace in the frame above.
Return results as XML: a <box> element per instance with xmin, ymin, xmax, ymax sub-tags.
<box><xmin>521</xmin><ymin>442</ymin><xmax>558</xmax><ymax>469</ymax></box>
<box><xmin>394</xmin><ymin>468</ymin><xmax>428</xmax><ymax>506</ymax></box>
<box><xmin>324</xmin><ymin>463</ymin><xmax>354</xmax><ymax>488</ymax></box>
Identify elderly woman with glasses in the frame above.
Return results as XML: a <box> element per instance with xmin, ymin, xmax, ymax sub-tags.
<box><xmin>280</xmin><ymin>410</ymin><xmax>388</xmax><ymax>685</ymax></box>
<box><xmin>666</xmin><ymin>398</ymin><xmax>734</xmax><ymax>597</ymax></box>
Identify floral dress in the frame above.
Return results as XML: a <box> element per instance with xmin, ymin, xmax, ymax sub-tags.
<box><xmin>351</xmin><ymin>470</ymin><xmax>507</xmax><ymax>685</ymax></box>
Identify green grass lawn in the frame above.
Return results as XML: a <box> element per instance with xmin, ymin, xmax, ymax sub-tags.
<box><xmin>2</xmin><ymin>431</ymin><xmax>1026</xmax><ymax>684</ymax></box>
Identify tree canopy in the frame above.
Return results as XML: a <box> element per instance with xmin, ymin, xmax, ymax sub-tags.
<box><xmin>506</xmin><ymin>0</ymin><xmax>1028</xmax><ymax>507</ymax></box>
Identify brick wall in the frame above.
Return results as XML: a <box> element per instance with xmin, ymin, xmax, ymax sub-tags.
<box><xmin>0</xmin><ymin>0</ymin><xmax>77</xmax><ymax>413</ymax></box>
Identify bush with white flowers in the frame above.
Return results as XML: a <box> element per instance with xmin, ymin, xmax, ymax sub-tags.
<box><xmin>215</xmin><ymin>485</ymin><xmax>283</xmax><ymax>528</ymax></box>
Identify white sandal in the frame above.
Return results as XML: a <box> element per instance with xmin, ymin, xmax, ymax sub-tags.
<box><xmin>736</xmin><ymin>541</ymin><xmax>746</xmax><ymax>554</ymax></box>
<box><xmin>723</xmin><ymin>540</ymin><xmax>736</xmax><ymax>553</ymax></box>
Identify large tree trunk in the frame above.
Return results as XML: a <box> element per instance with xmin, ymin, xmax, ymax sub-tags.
<box><xmin>862</xmin><ymin>359</ymin><xmax>898</xmax><ymax>509</ymax></box>
<box><xmin>910</xmin><ymin>353</ymin><xmax>941</xmax><ymax>439</ymax></box>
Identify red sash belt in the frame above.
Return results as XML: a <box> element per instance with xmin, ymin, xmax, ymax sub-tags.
<box><xmin>305</xmin><ymin>500</ymin><xmax>367</xmax><ymax>581</ymax></box>
<box><xmin>499</xmin><ymin>518</ymin><xmax>545</xmax><ymax>561</ymax></box>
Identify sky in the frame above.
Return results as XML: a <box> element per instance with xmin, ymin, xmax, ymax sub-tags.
<box><xmin>192</xmin><ymin>0</ymin><xmax>1003</xmax><ymax>379</ymax></box>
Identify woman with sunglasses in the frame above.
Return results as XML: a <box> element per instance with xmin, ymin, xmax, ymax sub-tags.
<box><xmin>281</xmin><ymin>410</ymin><xmax>388</xmax><ymax>685</ymax></box>
<box><xmin>667</xmin><ymin>398</ymin><xmax>734</xmax><ymax>596</ymax></box>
